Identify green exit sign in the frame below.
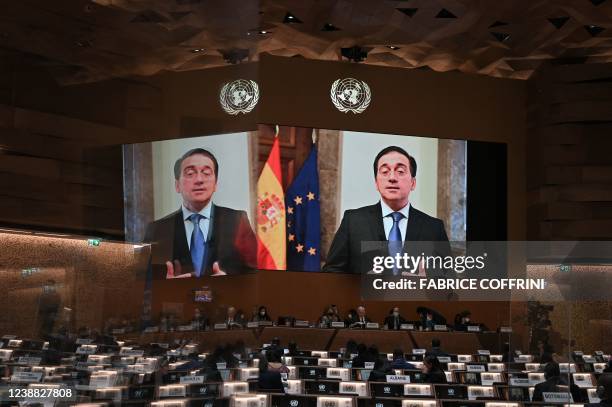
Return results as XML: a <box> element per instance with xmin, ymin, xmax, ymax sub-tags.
<box><xmin>87</xmin><ymin>239</ymin><xmax>101</xmax><ymax>247</ymax></box>
<box><xmin>559</xmin><ymin>264</ymin><xmax>571</xmax><ymax>272</ymax></box>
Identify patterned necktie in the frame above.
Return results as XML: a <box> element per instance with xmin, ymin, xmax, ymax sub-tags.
<box><xmin>189</xmin><ymin>213</ymin><xmax>206</xmax><ymax>277</ymax></box>
<box><xmin>388</xmin><ymin>212</ymin><xmax>404</xmax><ymax>275</ymax></box>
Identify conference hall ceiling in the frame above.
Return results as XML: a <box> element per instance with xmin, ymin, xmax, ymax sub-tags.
<box><xmin>1</xmin><ymin>0</ymin><xmax>611</xmax><ymax>83</ymax></box>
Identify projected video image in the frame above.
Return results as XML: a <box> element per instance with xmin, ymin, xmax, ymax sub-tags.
<box><xmin>124</xmin><ymin>125</ymin><xmax>505</xmax><ymax>277</ymax></box>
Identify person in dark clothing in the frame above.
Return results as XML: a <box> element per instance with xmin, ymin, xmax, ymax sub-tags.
<box><xmin>426</xmin><ymin>338</ymin><xmax>450</xmax><ymax>358</ymax></box>
<box><xmin>532</xmin><ymin>362</ymin><xmax>583</xmax><ymax>402</ymax></box>
<box><xmin>536</xmin><ymin>339</ymin><xmax>555</xmax><ymax>363</ymax></box>
<box><xmin>422</xmin><ymin>355</ymin><xmax>447</xmax><ymax>384</ymax></box>
<box><xmin>342</xmin><ymin>340</ymin><xmax>358</xmax><ymax>360</ymax></box>
<box><xmin>588</xmin><ymin>373</ymin><xmax>612</xmax><ymax>407</ymax></box>
<box><xmin>257</xmin><ymin>353</ymin><xmax>284</xmax><ymax>392</ymax></box>
<box><xmin>351</xmin><ymin>344</ymin><xmax>369</xmax><ymax>368</ymax></box>
<box><xmin>390</xmin><ymin>348</ymin><xmax>417</xmax><ymax>370</ymax></box>
<box><xmin>286</xmin><ymin>341</ymin><xmax>299</xmax><ymax>357</ymax></box>
<box><xmin>368</xmin><ymin>358</ymin><xmax>393</xmax><ymax>382</ymax></box>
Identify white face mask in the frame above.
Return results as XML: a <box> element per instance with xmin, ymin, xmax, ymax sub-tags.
<box><xmin>393</xmin><ymin>312</ymin><xmax>400</xmax><ymax>317</ymax></box>
<box><xmin>464</xmin><ymin>318</ymin><xmax>470</xmax><ymax>323</ymax></box>
<box><xmin>260</xmin><ymin>311</ymin><xmax>266</xmax><ymax>316</ymax></box>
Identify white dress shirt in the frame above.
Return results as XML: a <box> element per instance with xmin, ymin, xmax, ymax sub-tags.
<box><xmin>380</xmin><ymin>200</ymin><xmax>410</xmax><ymax>242</ymax></box>
<box><xmin>181</xmin><ymin>202</ymin><xmax>212</xmax><ymax>249</ymax></box>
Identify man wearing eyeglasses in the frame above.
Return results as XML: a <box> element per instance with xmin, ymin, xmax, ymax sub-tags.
<box><xmin>145</xmin><ymin>148</ymin><xmax>256</xmax><ymax>279</ymax></box>
<box><xmin>323</xmin><ymin>146</ymin><xmax>449</xmax><ymax>275</ymax></box>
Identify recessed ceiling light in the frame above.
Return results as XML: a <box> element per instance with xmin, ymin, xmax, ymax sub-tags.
<box><xmin>491</xmin><ymin>32</ymin><xmax>511</xmax><ymax>42</ymax></box>
<box><xmin>387</xmin><ymin>45</ymin><xmax>400</xmax><ymax>50</ymax></box>
<box><xmin>322</xmin><ymin>23</ymin><xmax>340</xmax><ymax>31</ymax></box>
<box><xmin>283</xmin><ymin>12</ymin><xmax>302</xmax><ymax>23</ymax></box>
<box><xmin>190</xmin><ymin>48</ymin><xmax>204</xmax><ymax>53</ymax></box>
<box><xmin>585</xmin><ymin>24</ymin><xmax>604</xmax><ymax>36</ymax></box>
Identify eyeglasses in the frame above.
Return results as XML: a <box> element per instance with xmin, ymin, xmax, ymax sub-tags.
<box><xmin>378</xmin><ymin>167</ymin><xmax>410</xmax><ymax>178</ymax></box>
<box><xmin>182</xmin><ymin>168</ymin><xmax>215</xmax><ymax>179</ymax></box>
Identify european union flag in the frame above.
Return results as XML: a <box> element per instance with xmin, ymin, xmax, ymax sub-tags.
<box><xmin>286</xmin><ymin>144</ymin><xmax>321</xmax><ymax>271</ymax></box>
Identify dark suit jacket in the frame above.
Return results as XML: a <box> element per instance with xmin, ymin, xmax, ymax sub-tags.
<box><xmin>532</xmin><ymin>377</ymin><xmax>583</xmax><ymax>402</ymax></box>
<box><xmin>384</xmin><ymin>315</ymin><xmax>407</xmax><ymax>330</ymax></box>
<box><xmin>145</xmin><ymin>205</ymin><xmax>256</xmax><ymax>278</ymax></box>
<box><xmin>323</xmin><ymin>203</ymin><xmax>450</xmax><ymax>274</ymax></box>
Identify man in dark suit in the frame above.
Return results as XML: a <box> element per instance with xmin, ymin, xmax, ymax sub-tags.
<box><xmin>349</xmin><ymin>306</ymin><xmax>371</xmax><ymax>328</ymax></box>
<box><xmin>532</xmin><ymin>362</ymin><xmax>583</xmax><ymax>402</ymax></box>
<box><xmin>323</xmin><ymin>146</ymin><xmax>449</xmax><ymax>275</ymax></box>
<box><xmin>145</xmin><ymin>148</ymin><xmax>256</xmax><ymax>278</ymax></box>
<box><xmin>383</xmin><ymin>307</ymin><xmax>408</xmax><ymax>330</ymax></box>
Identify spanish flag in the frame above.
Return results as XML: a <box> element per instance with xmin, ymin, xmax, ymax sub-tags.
<box><xmin>256</xmin><ymin>133</ymin><xmax>286</xmax><ymax>270</ymax></box>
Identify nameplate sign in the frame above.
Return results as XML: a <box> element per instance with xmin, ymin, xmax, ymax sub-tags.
<box><xmin>481</xmin><ymin>373</ymin><xmax>500</xmax><ymax>386</ymax></box>
<box><xmin>434</xmin><ymin>325</ymin><xmax>447</xmax><ymax>331</ymax></box>
<box><xmin>582</xmin><ymin>356</ymin><xmax>596</xmax><ymax>363</ymax></box>
<box><xmin>499</xmin><ymin>326</ymin><xmax>513</xmax><ymax>333</ymax></box>
<box><xmin>400</xmin><ymin>324</ymin><xmax>415</xmax><ymax>330</ymax></box>
<box><xmin>595</xmin><ymin>351</ymin><xmax>604</xmax><ymax>356</ymax></box>
<box><xmin>386</xmin><ymin>375</ymin><xmax>411</xmax><ymax>383</ymax></box>
<box><xmin>478</xmin><ymin>350</ymin><xmax>491</xmax><ymax>355</ymax></box>
<box><xmin>542</xmin><ymin>392</ymin><xmax>573</xmax><ymax>403</ymax></box>
<box><xmin>488</xmin><ymin>363</ymin><xmax>504</xmax><ymax>372</ymax></box>
<box><xmin>124</xmin><ymin>349</ymin><xmax>144</xmax><ymax>357</ymax></box>
<box><xmin>528</xmin><ymin>373</ymin><xmax>545</xmax><ymax>385</ymax></box>
<box><xmin>366</xmin><ymin>322</ymin><xmax>380</xmax><ymax>329</ymax></box>
<box><xmin>525</xmin><ymin>363</ymin><xmax>540</xmax><ymax>372</ymax></box>
<box><xmin>177</xmin><ymin>325</ymin><xmax>192</xmax><ymax>331</ymax></box>
<box><xmin>11</xmin><ymin>371</ymin><xmax>43</xmax><ymax>383</ymax></box>
<box><xmin>559</xmin><ymin>363</ymin><xmax>576</xmax><ymax>373</ymax></box>
<box><xmin>76</xmin><ymin>338</ymin><xmax>93</xmax><ymax>345</ymax></box>
<box><xmin>258</xmin><ymin>321</ymin><xmax>273</xmax><ymax>327</ymax></box>
<box><xmin>76</xmin><ymin>345</ymin><xmax>98</xmax><ymax>355</ymax></box>
<box><xmin>143</xmin><ymin>326</ymin><xmax>159</xmax><ymax>333</ymax></box>
<box><xmin>588</xmin><ymin>388</ymin><xmax>601</xmax><ymax>404</ymax></box>
<box><xmin>316</xmin><ymin>397</ymin><xmax>352</xmax><ymax>407</ymax></box>
<box><xmin>214</xmin><ymin>323</ymin><xmax>228</xmax><ymax>330</ymax></box>
<box><xmin>401</xmin><ymin>401</ymin><xmax>437</xmax><ymax>407</ymax></box>
<box><xmin>458</xmin><ymin>355</ymin><xmax>472</xmax><ymax>362</ymax></box>
<box><xmin>573</xmin><ymin>351</ymin><xmax>584</xmax><ymax>356</ymax></box>
<box><xmin>468</xmin><ymin>325</ymin><xmax>480</xmax><ymax>332</ymax></box>
<box><xmin>364</xmin><ymin>362</ymin><xmax>375</xmax><ymax>369</ymax></box>
<box><xmin>468</xmin><ymin>386</ymin><xmax>494</xmax><ymax>400</ymax></box>
<box><xmin>594</xmin><ymin>363</ymin><xmax>607</xmax><ymax>373</ymax></box>
<box><xmin>17</xmin><ymin>356</ymin><xmax>42</xmax><ymax>366</ymax></box>
<box><xmin>572</xmin><ymin>374</ymin><xmax>593</xmax><ymax>388</ymax></box>
<box><xmin>437</xmin><ymin>356</ymin><xmax>452</xmax><ymax>363</ymax></box>
<box><xmin>8</xmin><ymin>339</ymin><xmax>22</xmax><ymax>348</ymax></box>
<box><xmin>509</xmin><ymin>377</ymin><xmax>530</xmax><ymax>387</ymax></box>
<box><xmin>339</xmin><ymin>381</ymin><xmax>367</xmax><ymax>396</ymax></box>
<box><xmin>412</xmin><ymin>349</ymin><xmax>426</xmax><ymax>355</ymax></box>
<box><xmin>180</xmin><ymin>375</ymin><xmax>205</xmax><ymax>384</ymax></box>
<box><xmin>294</xmin><ymin>320</ymin><xmax>309</xmax><ymax>327</ymax></box>
<box><xmin>467</xmin><ymin>365</ymin><xmax>485</xmax><ymax>372</ymax></box>
<box><xmin>2</xmin><ymin>335</ymin><xmax>16</xmax><ymax>339</ymax></box>
<box><xmin>404</xmin><ymin>384</ymin><xmax>432</xmax><ymax>396</ymax></box>
<box><xmin>327</xmin><ymin>368</ymin><xmax>350</xmax><ymax>381</ymax></box>
<box><xmin>448</xmin><ymin>362</ymin><xmax>465</xmax><ymax>371</ymax></box>
<box><xmin>331</xmin><ymin>322</ymin><xmax>345</xmax><ymax>328</ymax></box>
<box><xmin>216</xmin><ymin>362</ymin><xmax>227</xmax><ymax>370</ymax></box>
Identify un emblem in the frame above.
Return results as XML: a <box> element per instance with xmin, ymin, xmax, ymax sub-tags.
<box><xmin>219</xmin><ymin>79</ymin><xmax>259</xmax><ymax>115</ymax></box>
<box><xmin>330</xmin><ymin>78</ymin><xmax>372</xmax><ymax>113</ymax></box>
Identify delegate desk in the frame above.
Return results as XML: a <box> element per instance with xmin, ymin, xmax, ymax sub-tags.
<box><xmin>121</xmin><ymin>328</ymin><xmax>512</xmax><ymax>353</ymax></box>
<box><xmin>258</xmin><ymin>327</ymin><xmax>335</xmax><ymax>350</ymax></box>
<box><xmin>329</xmin><ymin>329</ymin><xmax>414</xmax><ymax>353</ymax></box>
<box><xmin>125</xmin><ymin>329</ymin><xmax>259</xmax><ymax>349</ymax></box>
<box><xmin>411</xmin><ymin>331</ymin><xmax>504</xmax><ymax>354</ymax></box>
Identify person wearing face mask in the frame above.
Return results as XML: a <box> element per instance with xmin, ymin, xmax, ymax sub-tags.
<box><xmin>319</xmin><ymin>305</ymin><xmax>341</xmax><ymax>328</ymax></box>
<box><xmin>454</xmin><ymin>311</ymin><xmax>472</xmax><ymax>331</ymax></box>
<box><xmin>588</xmin><ymin>373</ymin><xmax>612</xmax><ymax>407</ymax></box>
<box><xmin>384</xmin><ymin>307</ymin><xmax>407</xmax><ymax>330</ymax></box>
<box><xmin>252</xmin><ymin>306</ymin><xmax>272</xmax><ymax>322</ymax></box>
